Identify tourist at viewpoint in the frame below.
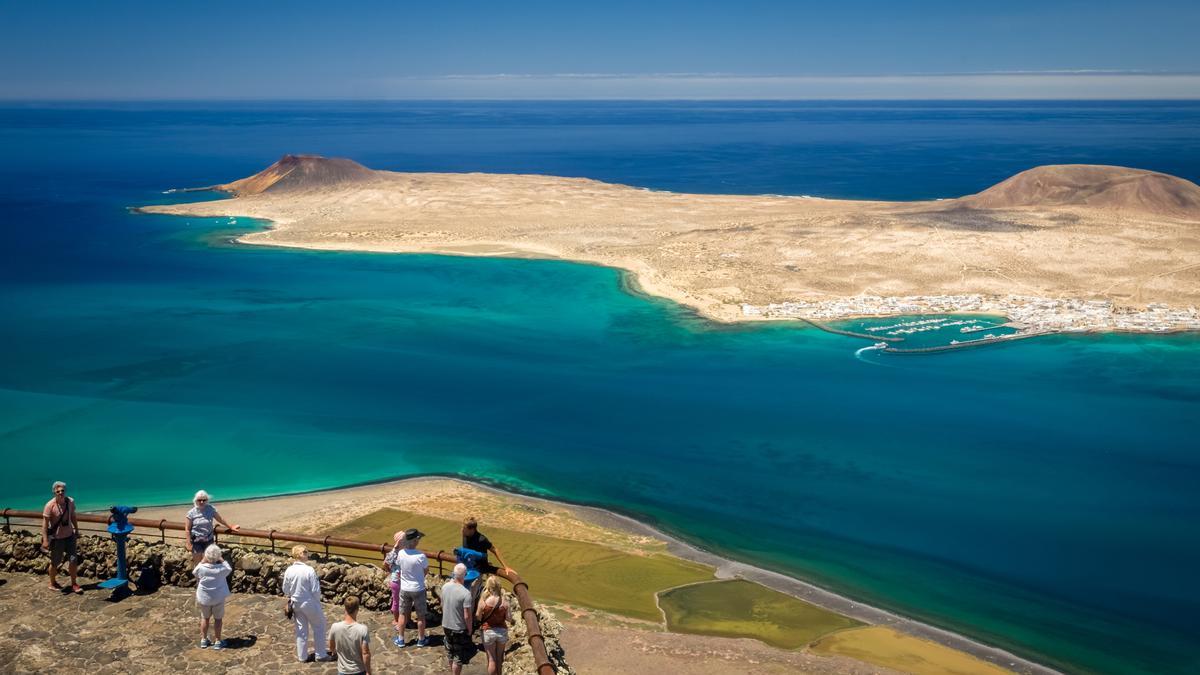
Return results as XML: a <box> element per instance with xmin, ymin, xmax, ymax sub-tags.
<box><xmin>184</xmin><ymin>489</ymin><xmax>240</xmax><ymax>564</ymax></box>
<box><xmin>193</xmin><ymin>543</ymin><xmax>232</xmax><ymax>649</ymax></box>
<box><xmin>41</xmin><ymin>480</ymin><xmax>81</xmax><ymax>594</ymax></box>
<box><xmin>476</xmin><ymin>575</ymin><xmax>513</xmax><ymax>675</ymax></box>
<box><xmin>329</xmin><ymin>595</ymin><xmax>372</xmax><ymax>675</ymax></box>
<box><xmin>390</xmin><ymin>527</ymin><xmax>429</xmax><ymax>648</ymax></box>
<box><xmin>462</xmin><ymin>517</ymin><xmax>510</xmax><ymax>573</ymax></box>
<box><xmin>441</xmin><ymin>563</ymin><xmax>475</xmax><ymax>675</ymax></box>
<box><xmin>383</xmin><ymin>530</ymin><xmax>404</xmax><ymax>631</ymax></box>
<box><xmin>282</xmin><ymin>545</ymin><xmax>333</xmax><ymax>663</ymax></box>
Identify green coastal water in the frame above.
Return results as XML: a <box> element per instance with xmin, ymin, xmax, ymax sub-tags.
<box><xmin>2</xmin><ymin>102</ymin><xmax>1199</xmax><ymax>674</ymax></box>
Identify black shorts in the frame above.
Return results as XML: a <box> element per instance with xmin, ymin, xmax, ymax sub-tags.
<box><xmin>443</xmin><ymin>628</ymin><xmax>475</xmax><ymax>664</ymax></box>
<box><xmin>49</xmin><ymin>536</ymin><xmax>78</xmax><ymax>567</ymax></box>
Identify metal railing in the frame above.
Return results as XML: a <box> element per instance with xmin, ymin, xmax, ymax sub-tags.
<box><xmin>2</xmin><ymin>508</ymin><xmax>555</xmax><ymax>675</ymax></box>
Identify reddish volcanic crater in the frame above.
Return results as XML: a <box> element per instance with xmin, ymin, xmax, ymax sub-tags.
<box><xmin>218</xmin><ymin>154</ymin><xmax>378</xmax><ymax>196</ymax></box>
<box><xmin>956</xmin><ymin>164</ymin><xmax>1200</xmax><ymax>218</ymax></box>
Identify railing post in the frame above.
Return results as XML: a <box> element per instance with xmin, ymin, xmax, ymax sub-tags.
<box><xmin>269</xmin><ymin>529</ymin><xmax>276</xmax><ymax>553</ymax></box>
<box><xmin>323</xmin><ymin>535</ymin><xmax>330</xmax><ymax>559</ymax></box>
<box><xmin>158</xmin><ymin>519</ymin><xmax>167</xmax><ymax>544</ymax></box>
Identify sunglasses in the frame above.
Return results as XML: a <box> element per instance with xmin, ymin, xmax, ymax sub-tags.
<box><xmin>196</xmin><ymin>499</ymin><xmax>208</xmax><ymax>503</ymax></box>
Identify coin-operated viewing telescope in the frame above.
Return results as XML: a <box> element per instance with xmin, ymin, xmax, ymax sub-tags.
<box><xmin>454</xmin><ymin>546</ymin><xmax>485</xmax><ymax>589</ymax></box>
<box><xmin>99</xmin><ymin>505</ymin><xmax>138</xmax><ymax>591</ymax></box>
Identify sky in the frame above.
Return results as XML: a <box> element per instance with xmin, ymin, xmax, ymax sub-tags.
<box><xmin>2</xmin><ymin>1</ymin><xmax>1198</xmax><ymax>99</ymax></box>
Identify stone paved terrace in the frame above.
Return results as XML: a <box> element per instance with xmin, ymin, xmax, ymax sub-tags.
<box><xmin>0</xmin><ymin>572</ymin><xmax>493</xmax><ymax>674</ymax></box>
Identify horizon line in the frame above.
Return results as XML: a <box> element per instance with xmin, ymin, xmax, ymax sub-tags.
<box><xmin>4</xmin><ymin>96</ymin><xmax>1200</xmax><ymax>103</ymax></box>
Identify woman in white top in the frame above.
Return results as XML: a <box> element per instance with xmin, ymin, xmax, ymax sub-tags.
<box><xmin>193</xmin><ymin>543</ymin><xmax>232</xmax><ymax>650</ymax></box>
<box><xmin>282</xmin><ymin>545</ymin><xmax>332</xmax><ymax>663</ymax></box>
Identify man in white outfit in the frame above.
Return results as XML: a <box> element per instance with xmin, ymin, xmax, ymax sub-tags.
<box><xmin>282</xmin><ymin>545</ymin><xmax>333</xmax><ymax>663</ymax></box>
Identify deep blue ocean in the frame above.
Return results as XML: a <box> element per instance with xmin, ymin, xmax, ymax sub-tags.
<box><xmin>1</xmin><ymin>101</ymin><xmax>1198</xmax><ymax>674</ymax></box>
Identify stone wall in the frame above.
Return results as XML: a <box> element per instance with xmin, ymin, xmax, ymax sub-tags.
<box><xmin>0</xmin><ymin>529</ymin><xmax>571</xmax><ymax>674</ymax></box>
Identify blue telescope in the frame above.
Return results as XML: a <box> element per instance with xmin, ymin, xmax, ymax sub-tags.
<box><xmin>99</xmin><ymin>505</ymin><xmax>137</xmax><ymax>591</ymax></box>
<box><xmin>453</xmin><ymin>546</ymin><xmax>485</xmax><ymax>588</ymax></box>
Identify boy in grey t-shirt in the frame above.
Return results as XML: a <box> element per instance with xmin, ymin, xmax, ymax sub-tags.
<box><xmin>328</xmin><ymin>596</ymin><xmax>371</xmax><ymax>675</ymax></box>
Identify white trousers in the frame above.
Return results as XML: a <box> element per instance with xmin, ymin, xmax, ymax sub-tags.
<box><xmin>292</xmin><ymin>600</ymin><xmax>328</xmax><ymax>661</ymax></box>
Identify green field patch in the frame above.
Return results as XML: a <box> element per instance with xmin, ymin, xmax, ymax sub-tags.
<box><xmin>811</xmin><ymin>626</ymin><xmax>1012</xmax><ymax>675</ymax></box>
<box><xmin>328</xmin><ymin>508</ymin><xmax>713</xmax><ymax>622</ymax></box>
<box><xmin>658</xmin><ymin>579</ymin><xmax>863</xmax><ymax>649</ymax></box>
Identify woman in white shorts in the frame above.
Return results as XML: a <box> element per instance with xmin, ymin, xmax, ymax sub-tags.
<box><xmin>193</xmin><ymin>543</ymin><xmax>232</xmax><ymax>649</ymax></box>
<box><xmin>475</xmin><ymin>575</ymin><xmax>514</xmax><ymax>675</ymax></box>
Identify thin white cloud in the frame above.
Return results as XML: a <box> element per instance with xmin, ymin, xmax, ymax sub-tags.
<box><xmin>434</xmin><ymin>69</ymin><xmax>1194</xmax><ymax>79</ymax></box>
<box><xmin>374</xmin><ymin>72</ymin><xmax>1200</xmax><ymax>100</ymax></box>
<box><xmin>436</xmin><ymin>72</ymin><xmax>757</xmax><ymax>80</ymax></box>
<box><xmin>5</xmin><ymin>71</ymin><xmax>1198</xmax><ymax>101</ymax></box>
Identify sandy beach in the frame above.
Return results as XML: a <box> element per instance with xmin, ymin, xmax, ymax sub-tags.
<box><xmin>135</xmin><ymin>476</ymin><xmax>1057</xmax><ymax>674</ymax></box>
<box><xmin>139</xmin><ymin>158</ymin><xmax>1200</xmax><ymax>335</ymax></box>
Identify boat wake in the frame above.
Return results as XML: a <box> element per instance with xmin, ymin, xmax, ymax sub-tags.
<box><xmin>854</xmin><ymin>343</ymin><xmax>888</xmax><ymax>363</ymax></box>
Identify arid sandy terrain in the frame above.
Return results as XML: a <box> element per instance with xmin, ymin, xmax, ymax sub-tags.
<box><xmin>141</xmin><ymin>156</ymin><xmax>1200</xmax><ymax>327</ymax></box>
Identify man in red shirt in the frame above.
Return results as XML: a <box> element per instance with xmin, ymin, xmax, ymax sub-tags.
<box><xmin>41</xmin><ymin>481</ymin><xmax>81</xmax><ymax>594</ymax></box>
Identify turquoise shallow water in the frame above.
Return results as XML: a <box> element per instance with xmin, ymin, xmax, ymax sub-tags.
<box><xmin>2</xmin><ymin>102</ymin><xmax>1200</xmax><ymax>674</ymax></box>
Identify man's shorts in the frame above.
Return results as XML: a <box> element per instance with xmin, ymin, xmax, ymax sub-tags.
<box><xmin>443</xmin><ymin>628</ymin><xmax>474</xmax><ymax>664</ymax></box>
<box><xmin>191</xmin><ymin>538</ymin><xmax>214</xmax><ymax>555</ymax></box>
<box><xmin>49</xmin><ymin>536</ymin><xmax>78</xmax><ymax>567</ymax></box>
<box><xmin>400</xmin><ymin>589</ymin><xmax>427</xmax><ymax>618</ymax></box>
<box><xmin>198</xmin><ymin>601</ymin><xmax>226</xmax><ymax>620</ymax></box>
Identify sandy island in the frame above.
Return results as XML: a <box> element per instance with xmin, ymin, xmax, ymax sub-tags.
<box><xmin>134</xmin><ymin>477</ymin><xmax>1056</xmax><ymax>675</ymax></box>
<box><xmin>140</xmin><ymin>156</ymin><xmax>1200</xmax><ymax>337</ymax></box>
